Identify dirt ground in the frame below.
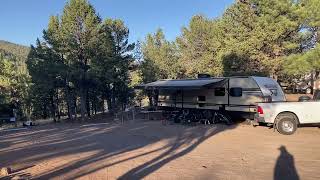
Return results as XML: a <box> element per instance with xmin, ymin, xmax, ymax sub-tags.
<box><xmin>1</xmin><ymin>118</ymin><xmax>320</xmax><ymax>180</ymax></box>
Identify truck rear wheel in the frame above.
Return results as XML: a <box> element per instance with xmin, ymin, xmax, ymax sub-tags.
<box><xmin>276</xmin><ymin>113</ymin><xmax>298</xmax><ymax>135</ymax></box>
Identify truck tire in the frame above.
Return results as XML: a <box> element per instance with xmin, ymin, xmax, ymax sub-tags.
<box><xmin>276</xmin><ymin>113</ymin><xmax>298</xmax><ymax>135</ymax></box>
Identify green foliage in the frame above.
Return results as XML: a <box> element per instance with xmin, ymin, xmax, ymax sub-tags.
<box><xmin>300</xmin><ymin>0</ymin><xmax>320</xmax><ymax>28</ymax></box>
<box><xmin>220</xmin><ymin>0</ymin><xmax>303</xmax><ymax>77</ymax></box>
<box><xmin>25</xmin><ymin>0</ymin><xmax>136</xmax><ymax>120</ymax></box>
<box><xmin>96</xmin><ymin>18</ymin><xmax>135</xmax><ymax>108</ymax></box>
<box><xmin>141</xmin><ymin>29</ymin><xmax>181</xmax><ymax>82</ymax></box>
<box><xmin>282</xmin><ymin>0</ymin><xmax>320</xmax><ymax>77</ymax></box>
<box><xmin>26</xmin><ymin>40</ymin><xmax>66</xmax><ymax>118</ymax></box>
<box><xmin>177</xmin><ymin>15</ymin><xmax>224</xmax><ymax>77</ymax></box>
<box><xmin>0</xmin><ymin>41</ymin><xmax>30</xmax><ymax>81</ymax></box>
<box><xmin>284</xmin><ymin>45</ymin><xmax>320</xmax><ymax>75</ymax></box>
<box><xmin>140</xmin><ymin>0</ymin><xmax>319</xmax><ymax>80</ymax></box>
<box><xmin>0</xmin><ymin>50</ymin><xmax>31</xmax><ymax>118</ymax></box>
<box><xmin>0</xmin><ymin>55</ymin><xmax>15</xmax><ymax>90</ymax></box>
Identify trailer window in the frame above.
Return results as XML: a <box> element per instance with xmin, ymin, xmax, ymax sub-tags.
<box><xmin>214</xmin><ymin>87</ymin><xmax>225</xmax><ymax>96</ymax></box>
<box><xmin>230</xmin><ymin>87</ymin><xmax>242</xmax><ymax>97</ymax></box>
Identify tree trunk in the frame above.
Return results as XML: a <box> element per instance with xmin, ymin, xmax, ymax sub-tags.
<box><xmin>66</xmin><ymin>90</ymin><xmax>75</xmax><ymax>120</ymax></box>
<box><xmin>107</xmin><ymin>97</ymin><xmax>112</xmax><ymax>111</ymax></box>
<box><xmin>111</xmin><ymin>88</ymin><xmax>116</xmax><ymax>110</ymax></box>
<box><xmin>56</xmin><ymin>89</ymin><xmax>61</xmax><ymax>120</ymax></box>
<box><xmin>66</xmin><ymin>100</ymin><xmax>71</xmax><ymax>120</ymax></box>
<box><xmin>80</xmin><ymin>88</ymin><xmax>87</xmax><ymax>121</ymax></box>
<box><xmin>310</xmin><ymin>71</ymin><xmax>314</xmax><ymax>95</ymax></box>
<box><xmin>65</xmin><ymin>79</ymin><xmax>75</xmax><ymax>120</ymax></box>
<box><xmin>86</xmin><ymin>90</ymin><xmax>91</xmax><ymax>117</ymax></box>
<box><xmin>74</xmin><ymin>97</ymin><xmax>78</xmax><ymax>119</ymax></box>
<box><xmin>102</xmin><ymin>99</ymin><xmax>105</xmax><ymax>113</ymax></box>
<box><xmin>43</xmin><ymin>104</ymin><xmax>48</xmax><ymax>119</ymax></box>
<box><xmin>50</xmin><ymin>93</ymin><xmax>56</xmax><ymax>122</ymax></box>
<box><xmin>94</xmin><ymin>98</ymin><xmax>97</xmax><ymax>115</ymax></box>
<box><xmin>90</xmin><ymin>98</ymin><xmax>94</xmax><ymax>115</ymax></box>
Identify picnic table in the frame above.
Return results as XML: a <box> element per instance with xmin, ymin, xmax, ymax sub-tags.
<box><xmin>140</xmin><ymin>110</ymin><xmax>164</xmax><ymax>121</ymax></box>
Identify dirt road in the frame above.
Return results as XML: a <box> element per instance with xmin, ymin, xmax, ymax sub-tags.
<box><xmin>1</xmin><ymin>120</ymin><xmax>319</xmax><ymax>180</ymax></box>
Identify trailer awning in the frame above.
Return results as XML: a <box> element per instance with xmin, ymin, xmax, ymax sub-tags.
<box><xmin>136</xmin><ymin>78</ymin><xmax>227</xmax><ymax>90</ymax></box>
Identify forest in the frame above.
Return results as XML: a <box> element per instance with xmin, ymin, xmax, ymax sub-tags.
<box><xmin>0</xmin><ymin>0</ymin><xmax>320</xmax><ymax>121</ymax></box>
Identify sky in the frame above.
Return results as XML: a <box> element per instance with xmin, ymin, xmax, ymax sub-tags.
<box><xmin>0</xmin><ymin>0</ymin><xmax>235</xmax><ymax>46</ymax></box>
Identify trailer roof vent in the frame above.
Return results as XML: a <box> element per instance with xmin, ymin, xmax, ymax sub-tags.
<box><xmin>197</xmin><ymin>74</ymin><xmax>211</xmax><ymax>79</ymax></box>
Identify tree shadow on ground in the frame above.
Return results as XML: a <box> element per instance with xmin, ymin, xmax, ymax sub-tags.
<box><xmin>0</xmin><ymin>117</ymin><xmax>238</xmax><ymax>179</ymax></box>
<box><xmin>274</xmin><ymin>145</ymin><xmax>299</xmax><ymax>180</ymax></box>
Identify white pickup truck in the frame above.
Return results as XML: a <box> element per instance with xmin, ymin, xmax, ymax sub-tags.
<box><xmin>255</xmin><ymin>92</ymin><xmax>320</xmax><ymax>135</ymax></box>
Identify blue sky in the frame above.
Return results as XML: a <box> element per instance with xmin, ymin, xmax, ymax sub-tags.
<box><xmin>0</xmin><ymin>0</ymin><xmax>234</xmax><ymax>46</ymax></box>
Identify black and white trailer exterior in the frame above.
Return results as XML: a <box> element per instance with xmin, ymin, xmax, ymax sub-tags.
<box><xmin>137</xmin><ymin>76</ymin><xmax>285</xmax><ymax>119</ymax></box>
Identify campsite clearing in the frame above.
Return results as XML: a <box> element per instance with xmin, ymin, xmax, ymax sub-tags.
<box><xmin>1</xmin><ymin>120</ymin><xmax>320</xmax><ymax>180</ymax></box>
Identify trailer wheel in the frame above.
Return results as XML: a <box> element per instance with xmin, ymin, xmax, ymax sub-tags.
<box><xmin>276</xmin><ymin>113</ymin><xmax>298</xmax><ymax>135</ymax></box>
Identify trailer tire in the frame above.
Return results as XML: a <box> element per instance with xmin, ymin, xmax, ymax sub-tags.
<box><xmin>276</xmin><ymin>113</ymin><xmax>298</xmax><ymax>135</ymax></box>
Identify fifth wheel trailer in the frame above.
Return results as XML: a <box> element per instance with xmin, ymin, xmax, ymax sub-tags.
<box><xmin>137</xmin><ymin>76</ymin><xmax>285</xmax><ymax>120</ymax></box>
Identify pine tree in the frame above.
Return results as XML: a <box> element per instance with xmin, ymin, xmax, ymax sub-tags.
<box><xmin>55</xmin><ymin>0</ymin><xmax>101</xmax><ymax>120</ymax></box>
<box><xmin>141</xmin><ymin>29</ymin><xmax>180</xmax><ymax>81</ymax></box>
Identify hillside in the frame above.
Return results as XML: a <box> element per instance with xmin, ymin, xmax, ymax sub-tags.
<box><xmin>0</xmin><ymin>40</ymin><xmax>30</xmax><ymax>60</ymax></box>
<box><xmin>0</xmin><ymin>40</ymin><xmax>30</xmax><ymax>75</ymax></box>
